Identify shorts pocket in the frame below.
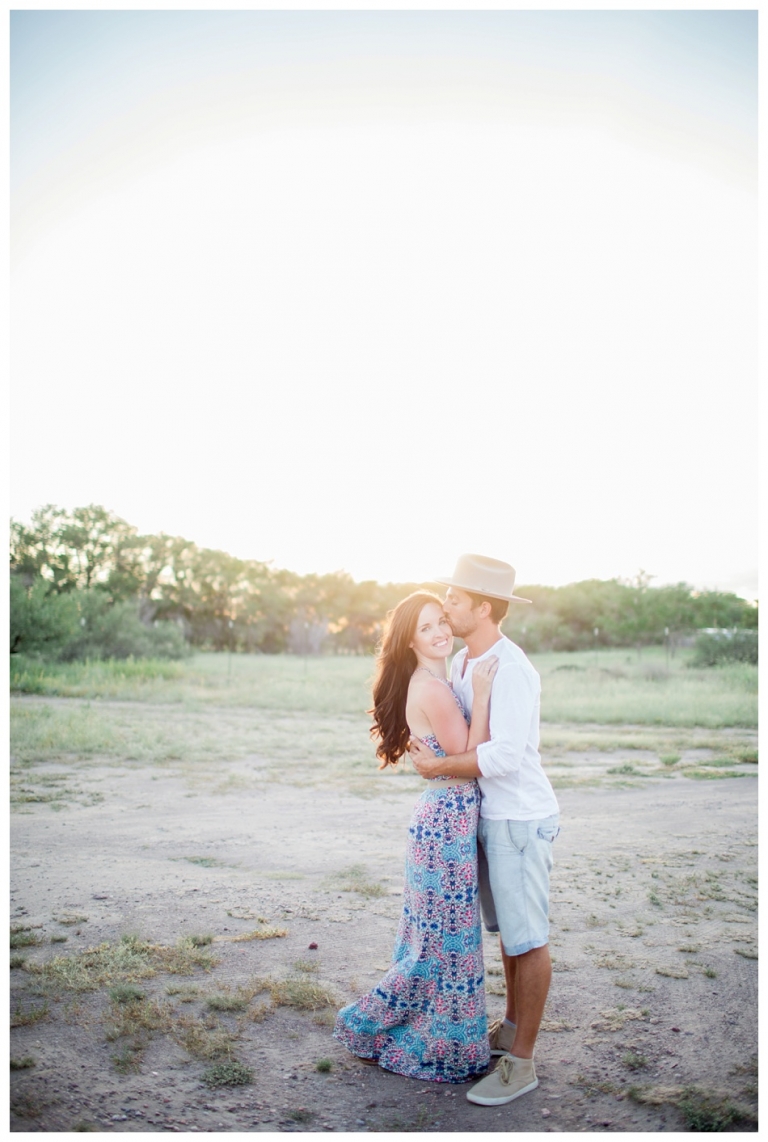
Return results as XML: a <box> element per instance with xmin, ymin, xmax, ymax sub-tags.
<box><xmin>537</xmin><ymin>823</ymin><xmax>560</xmax><ymax>844</ymax></box>
<box><xmin>505</xmin><ymin>820</ymin><xmax>531</xmax><ymax>854</ymax></box>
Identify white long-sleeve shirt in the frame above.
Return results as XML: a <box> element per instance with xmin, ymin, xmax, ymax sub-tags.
<box><xmin>451</xmin><ymin>635</ymin><xmax>559</xmax><ymax>821</ymax></box>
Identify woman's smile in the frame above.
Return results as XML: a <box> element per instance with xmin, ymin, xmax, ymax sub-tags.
<box><xmin>409</xmin><ymin>602</ymin><xmax>454</xmax><ymax>662</ymax></box>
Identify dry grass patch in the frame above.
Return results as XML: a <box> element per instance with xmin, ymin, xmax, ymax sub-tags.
<box><xmin>590</xmin><ymin>1007</ymin><xmax>647</xmax><ymax>1032</ymax></box>
<box><xmin>325</xmin><ymin>864</ymin><xmax>387</xmax><ymax>898</ymax></box>
<box><xmin>230</xmin><ymin>926</ymin><xmax>288</xmax><ymax>942</ymax></box>
<box><xmin>173</xmin><ymin>1013</ymin><xmax>239</xmax><ymax>1060</ymax></box>
<box><xmin>655</xmin><ymin>964</ymin><xmax>689</xmax><ymax>979</ymax></box>
<box><xmin>257</xmin><ymin>974</ymin><xmax>338</xmax><ymax>1011</ymax></box>
<box><xmin>11</xmin><ymin>1002</ymin><xmax>49</xmax><ymax>1028</ymax></box>
<box><xmin>10</xmin><ymin>925</ymin><xmax>43</xmax><ymax>949</ymax></box>
<box><xmin>105</xmin><ymin>996</ymin><xmax>175</xmax><ymax>1073</ymax></box>
<box><xmin>628</xmin><ymin>1084</ymin><xmax>756</xmax><ymax>1131</ymax></box>
<box><xmin>205</xmin><ymin>987</ymin><xmax>255</xmax><ymax>1013</ymax></box>
<box><xmin>26</xmin><ymin>934</ymin><xmax>217</xmax><ymax>993</ymax></box>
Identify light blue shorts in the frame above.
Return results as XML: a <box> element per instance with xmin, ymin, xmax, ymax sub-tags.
<box><xmin>477</xmin><ymin>815</ymin><xmax>560</xmax><ymax>957</ymax></box>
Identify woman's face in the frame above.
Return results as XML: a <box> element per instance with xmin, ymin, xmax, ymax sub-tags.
<box><xmin>409</xmin><ymin>602</ymin><xmax>453</xmax><ymax>662</ymax></box>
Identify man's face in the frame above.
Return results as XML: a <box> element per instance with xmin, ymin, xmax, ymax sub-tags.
<box><xmin>442</xmin><ymin>587</ymin><xmax>479</xmax><ymax>639</ymax></box>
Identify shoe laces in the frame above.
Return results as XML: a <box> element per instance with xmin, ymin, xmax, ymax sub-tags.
<box><xmin>495</xmin><ymin>1055</ymin><xmax>515</xmax><ymax>1084</ymax></box>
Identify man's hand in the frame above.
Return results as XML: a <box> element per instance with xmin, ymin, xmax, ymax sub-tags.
<box><xmin>407</xmin><ymin>736</ymin><xmax>442</xmax><ymax>778</ymax></box>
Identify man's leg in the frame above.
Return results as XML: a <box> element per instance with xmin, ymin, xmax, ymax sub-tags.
<box><xmin>501</xmin><ymin>942</ymin><xmax>552</xmax><ymax>1059</ymax></box>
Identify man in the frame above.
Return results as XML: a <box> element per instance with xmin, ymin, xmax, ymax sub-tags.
<box><xmin>408</xmin><ymin>553</ymin><xmax>560</xmax><ymax>1107</ymax></box>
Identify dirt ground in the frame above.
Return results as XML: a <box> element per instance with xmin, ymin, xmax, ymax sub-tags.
<box><xmin>10</xmin><ymin>700</ymin><xmax>758</xmax><ymax>1134</ymax></box>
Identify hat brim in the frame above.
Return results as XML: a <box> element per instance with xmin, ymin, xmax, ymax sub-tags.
<box><xmin>433</xmin><ymin>576</ymin><xmax>532</xmax><ymax>604</ymax></box>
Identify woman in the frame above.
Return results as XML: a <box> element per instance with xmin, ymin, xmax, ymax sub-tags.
<box><xmin>333</xmin><ymin>591</ymin><xmax>497</xmax><ymax>1083</ymax></box>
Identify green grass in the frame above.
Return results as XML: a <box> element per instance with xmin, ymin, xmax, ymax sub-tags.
<box><xmin>10</xmin><ymin>655</ymin><xmax>187</xmax><ymax>699</ymax></box>
<box><xmin>10</xmin><ymin>646</ymin><xmax>757</xmax><ymax>727</ymax></box>
<box><xmin>9</xmin><ymin>649</ymin><xmax>756</xmax><ymax>802</ymax></box>
<box><xmin>10</xmin><ymin>652</ymin><xmax>373</xmax><ymax>713</ymax></box>
<box><xmin>531</xmin><ymin>648</ymin><xmax>756</xmax><ymax>727</ymax></box>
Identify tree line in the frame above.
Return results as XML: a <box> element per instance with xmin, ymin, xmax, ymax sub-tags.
<box><xmin>10</xmin><ymin>504</ymin><xmax>758</xmax><ymax>661</ymax></box>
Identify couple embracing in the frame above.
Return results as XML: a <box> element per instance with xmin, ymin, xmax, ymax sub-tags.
<box><xmin>334</xmin><ymin>553</ymin><xmax>560</xmax><ymax>1107</ymax></box>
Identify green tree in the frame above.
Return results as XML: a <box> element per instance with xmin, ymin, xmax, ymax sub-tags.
<box><xmin>10</xmin><ymin>575</ymin><xmax>80</xmax><ymax>656</ymax></box>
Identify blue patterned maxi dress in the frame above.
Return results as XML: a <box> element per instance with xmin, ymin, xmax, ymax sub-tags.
<box><xmin>333</xmin><ymin>699</ymin><xmax>490</xmax><ymax>1083</ymax></box>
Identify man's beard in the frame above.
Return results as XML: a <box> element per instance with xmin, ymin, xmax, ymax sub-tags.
<box><xmin>447</xmin><ymin>615</ymin><xmax>476</xmax><ymax>639</ymax></box>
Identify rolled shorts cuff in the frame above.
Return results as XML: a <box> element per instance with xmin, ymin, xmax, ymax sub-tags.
<box><xmin>502</xmin><ymin>936</ymin><xmax>551</xmax><ymax>957</ymax></box>
<box><xmin>480</xmin><ymin>925</ymin><xmax>549</xmax><ymax>956</ymax></box>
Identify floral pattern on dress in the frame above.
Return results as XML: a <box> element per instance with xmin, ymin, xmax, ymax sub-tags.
<box><xmin>333</xmin><ymin>696</ymin><xmax>489</xmax><ymax>1083</ymax></box>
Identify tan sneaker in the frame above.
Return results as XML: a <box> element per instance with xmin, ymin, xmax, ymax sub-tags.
<box><xmin>466</xmin><ymin>1054</ymin><xmax>538</xmax><ymax>1106</ymax></box>
<box><xmin>488</xmin><ymin>1017</ymin><xmax>516</xmax><ymax>1056</ymax></box>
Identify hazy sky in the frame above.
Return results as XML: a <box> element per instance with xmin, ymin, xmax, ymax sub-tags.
<box><xmin>10</xmin><ymin>10</ymin><xmax>757</xmax><ymax>597</ymax></box>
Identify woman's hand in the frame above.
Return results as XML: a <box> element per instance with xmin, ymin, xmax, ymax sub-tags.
<box><xmin>471</xmin><ymin>655</ymin><xmax>499</xmax><ymax>701</ymax></box>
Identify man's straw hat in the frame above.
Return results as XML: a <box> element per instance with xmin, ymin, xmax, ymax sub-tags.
<box><xmin>434</xmin><ymin>553</ymin><xmax>532</xmax><ymax>604</ymax></box>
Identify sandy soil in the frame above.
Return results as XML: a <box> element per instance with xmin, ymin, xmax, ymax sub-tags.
<box><xmin>10</xmin><ymin>702</ymin><xmax>758</xmax><ymax>1134</ymax></box>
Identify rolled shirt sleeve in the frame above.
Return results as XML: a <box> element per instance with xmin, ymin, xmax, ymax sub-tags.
<box><xmin>475</xmin><ymin>662</ymin><xmax>540</xmax><ymax>780</ymax></box>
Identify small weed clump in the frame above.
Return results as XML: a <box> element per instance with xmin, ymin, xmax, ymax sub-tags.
<box><xmin>289</xmin><ymin>1108</ymin><xmax>315</xmax><ymax>1124</ymax></box>
<box><xmin>10</xmin><ymin>1056</ymin><xmax>36</xmax><ymax>1069</ymax></box>
<box><xmin>206</xmin><ymin>992</ymin><xmax>250</xmax><ymax>1013</ymax></box>
<box><xmin>10</xmin><ymin>926</ymin><xmax>42</xmax><ymax>949</ymax></box>
<box><xmin>201</xmin><ymin>1060</ymin><xmax>253</xmax><ymax>1087</ymax></box>
<box><xmin>108</xmin><ymin>984</ymin><xmax>145</xmax><ymax>1004</ymax></box>
<box><xmin>166</xmin><ymin>984</ymin><xmax>200</xmax><ymax>1002</ymax></box>
<box><xmin>189</xmin><ymin>934</ymin><xmax>214</xmax><ymax>947</ymax></box>
<box><xmin>316</xmin><ymin>1058</ymin><xmax>333</xmax><ymax>1073</ymax></box>
<box><xmin>678</xmin><ymin>1088</ymin><xmax>741</xmax><ymax>1131</ymax></box>
<box><xmin>10</xmin><ymin>955</ymin><xmax>27</xmax><ymax>969</ymax></box>
<box><xmin>623</xmin><ymin>1051</ymin><xmax>648</xmax><ymax>1071</ymax></box>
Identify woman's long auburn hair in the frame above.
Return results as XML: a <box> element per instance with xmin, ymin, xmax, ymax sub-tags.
<box><xmin>369</xmin><ymin>590</ymin><xmax>445</xmax><ymax>768</ymax></box>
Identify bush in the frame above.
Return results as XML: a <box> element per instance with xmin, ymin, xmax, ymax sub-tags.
<box><xmin>10</xmin><ymin>576</ymin><xmax>80</xmax><ymax>656</ymax></box>
<box><xmin>690</xmin><ymin>630</ymin><xmax>758</xmax><ymax>667</ymax></box>
<box><xmin>59</xmin><ymin>592</ymin><xmax>190</xmax><ymax>662</ymax></box>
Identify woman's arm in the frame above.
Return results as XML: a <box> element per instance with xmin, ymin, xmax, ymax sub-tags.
<box><xmin>408</xmin><ymin>657</ymin><xmax>498</xmax><ymax>779</ymax></box>
<box><xmin>410</xmin><ymin>678</ymin><xmax>472</xmax><ymax>757</ymax></box>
